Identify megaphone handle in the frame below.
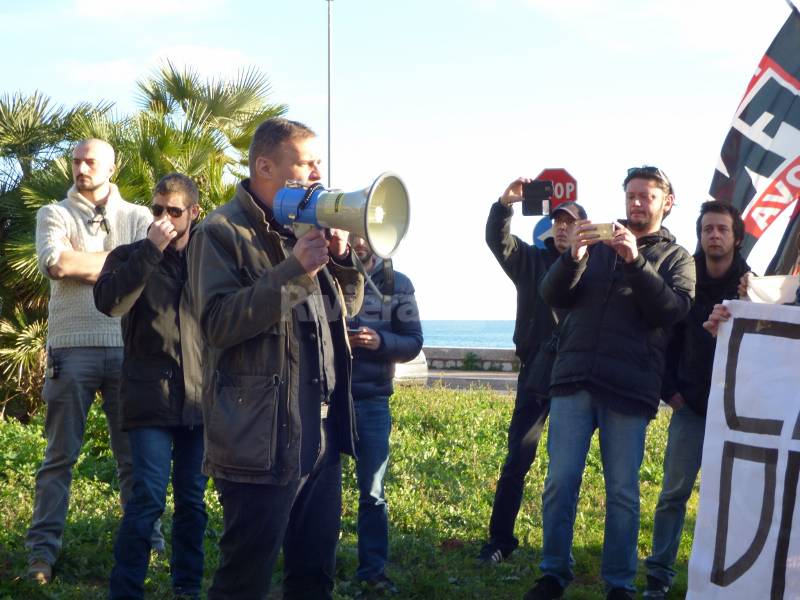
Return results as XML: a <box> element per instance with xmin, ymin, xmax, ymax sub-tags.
<box><xmin>292</xmin><ymin>222</ymin><xmax>317</xmax><ymax>239</ymax></box>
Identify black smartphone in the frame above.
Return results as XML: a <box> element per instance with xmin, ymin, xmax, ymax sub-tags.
<box><xmin>521</xmin><ymin>180</ymin><xmax>553</xmax><ymax>216</ymax></box>
<box><xmin>347</xmin><ymin>328</ymin><xmax>361</xmax><ymax>335</ymax></box>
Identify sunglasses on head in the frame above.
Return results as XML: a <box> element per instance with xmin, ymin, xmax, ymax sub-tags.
<box><xmin>150</xmin><ymin>204</ymin><xmax>188</xmax><ymax>218</ymax></box>
<box><xmin>626</xmin><ymin>165</ymin><xmax>674</xmax><ymax>194</ymax></box>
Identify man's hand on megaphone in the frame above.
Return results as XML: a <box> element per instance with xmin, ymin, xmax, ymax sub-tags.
<box><xmin>328</xmin><ymin>228</ymin><xmax>350</xmax><ymax>260</ymax></box>
<box><xmin>294</xmin><ymin>229</ymin><xmax>329</xmax><ymax>277</ymax></box>
<box><xmin>500</xmin><ymin>177</ymin><xmax>531</xmax><ymax>206</ymax></box>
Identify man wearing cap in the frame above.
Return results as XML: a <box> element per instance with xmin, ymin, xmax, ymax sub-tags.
<box><xmin>525</xmin><ymin>167</ymin><xmax>695</xmax><ymax>600</ymax></box>
<box><xmin>478</xmin><ymin>177</ymin><xmax>583</xmax><ymax>564</ymax></box>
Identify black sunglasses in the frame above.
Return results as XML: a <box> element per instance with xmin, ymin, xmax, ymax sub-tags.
<box><xmin>625</xmin><ymin>165</ymin><xmax>674</xmax><ymax>195</ymax></box>
<box><xmin>86</xmin><ymin>205</ymin><xmax>110</xmax><ymax>235</ymax></box>
<box><xmin>151</xmin><ymin>204</ymin><xmax>189</xmax><ymax>218</ymax></box>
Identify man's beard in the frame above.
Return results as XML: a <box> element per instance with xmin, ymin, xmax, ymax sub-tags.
<box><xmin>75</xmin><ymin>177</ymin><xmax>103</xmax><ymax>193</ymax></box>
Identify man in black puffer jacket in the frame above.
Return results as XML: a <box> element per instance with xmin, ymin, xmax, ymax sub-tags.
<box><xmin>642</xmin><ymin>201</ymin><xmax>750</xmax><ymax>599</ymax></box>
<box><xmin>524</xmin><ymin>167</ymin><xmax>695</xmax><ymax>600</ymax></box>
<box><xmin>478</xmin><ymin>177</ymin><xmax>585</xmax><ymax>564</ymax></box>
<box><xmin>94</xmin><ymin>173</ymin><xmax>206</xmax><ymax>600</ymax></box>
<box><xmin>346</xmin><ymin>234</ymin><xmax>423</xmax><ymax>593</ymax></box>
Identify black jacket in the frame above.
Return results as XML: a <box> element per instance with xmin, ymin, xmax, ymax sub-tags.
<box><xmin>662</xmin><ymin>252</ymin><xmax>750</xmax><ymax>417</ymax></box>
<box><xmin>349</xmin><ymin>261</ymin><xmax>423</xmax><ymax>400</ymax></box>
<box><xmin>540</xmin><ymin>224</ymin><xmax>695</xmax><ymax>412</ymax></box>
<box><xmin>94</xmin><ymin>237</ymin><xmax>203</xmax><ymax>430</ymax></box>
<box><xmin>485</xmin><ymin>200</ymin><xmax>562</xmax><ymax>363</ymax></box>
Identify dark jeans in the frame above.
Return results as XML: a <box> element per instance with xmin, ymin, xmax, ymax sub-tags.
<box><xmin>353</xmin><ymin>397</ymin><xmax>392</xmax><ymax>580</ymax></box>
<box><xmin>487</xmin><ymin>382</ymin><xmax>549</xmax><ymax>554</ymax></box>
<box><xmin>208</xmin><ymin>417</ymin><xmax>342</xmax><ymax>600</ymax></box>
<box><xmin>109</xmin><ymin>426</ymin><xmax>208</xmax><ymax>600</ymax></box>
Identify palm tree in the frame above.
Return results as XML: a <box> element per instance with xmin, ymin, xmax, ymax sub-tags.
<box><xmin>0</xmin><ymin>65</ymin><xmax>288</xmax><ymax>417</ymax></box>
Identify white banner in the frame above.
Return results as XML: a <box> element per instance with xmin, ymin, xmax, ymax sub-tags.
<box><xmin>688</xmin><ymin>300</ymin><xmax>800</xmax><ymax>600</ymax></box>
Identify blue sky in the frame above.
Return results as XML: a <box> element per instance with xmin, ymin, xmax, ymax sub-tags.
<box><xmin>2</xmin><ymin>0</ymin><xmax>796</xmax><ymax>319</ymax></box>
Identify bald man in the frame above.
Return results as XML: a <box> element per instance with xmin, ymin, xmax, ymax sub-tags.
<box><xmin>26</xmin><ymin>139</ymin><xmax>159</xmax><ymax>584</ymax></box>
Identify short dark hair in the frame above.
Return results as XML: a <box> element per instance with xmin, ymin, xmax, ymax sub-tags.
<box><xmin>248</xmin><ymin>118</ymin><xmax>316</xmax><ymax>176</ymax></box>
<box><xmin>153</xmin><ymin>173</ymin><xmax>199</xmax><ymax>206</ymax></box>
<box><xmin>696</xmin><ymin>200</ymin><xmax>745</xmax><ymax>247</ymax></box>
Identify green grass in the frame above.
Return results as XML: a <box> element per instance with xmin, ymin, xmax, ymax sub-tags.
<box><xmin>0</xmin><ymin>385</ymin><xmax>697</xmax><ymax>599</ymax></box>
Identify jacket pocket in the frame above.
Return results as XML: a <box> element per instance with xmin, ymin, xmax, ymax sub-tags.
<box><xmin>206</xmin><ymin>373</ymin><xmax>280</xmax><ymax>473</ymax></box>
<box><xmin>122</xmin><ymin>363</ymin><xmax>172</xmax><ymax>423</ymax></box>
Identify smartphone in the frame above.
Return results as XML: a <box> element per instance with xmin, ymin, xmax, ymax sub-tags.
<box><xmin>521</xmin><ymin>180</ymin><xmax>553</xmax><ymax>216</ymax></box>
<box><xmin>594</xmin><ymin>223</ymin><xmax>615</xmax><ymax>241</ymax></box>
<box><xmin>347</xmin><ymin>327</ymin><xmax>361</xmax><ymax>335</ymax></box>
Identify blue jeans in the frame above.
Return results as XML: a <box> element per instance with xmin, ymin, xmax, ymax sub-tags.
<box><xmin>109</xmin><ymin>426</ymin><xmax>207</xmax><ymax>599</ymax></box>
<box><xmin>353</xmin><ymin>397</ymin><xmax>392</xmax><ymax>580</ymax></box>
<box><xmin>26</xmin><ymin>347</ymin><xmax>163</xmax><ymax>566</ymax></box>
<box><xmin>645</xmin><ymin>406</ymin><xmax>705</xmax><ymax>585</ymax></box>
<box><xmin>540</xmin><ymin>390</ymin><xmax>648</xmax><ymax>592</ymax></box>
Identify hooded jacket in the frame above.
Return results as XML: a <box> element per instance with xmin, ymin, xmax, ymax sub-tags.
<box><xmin>349</xmin><ymin>260</ymin><xmax>423</xmax><ymax>400</ymax></box>
<box><xmin>540</xmin><ymin>224</ymin><xmax>695</xmax><ymax>413</ymax></box>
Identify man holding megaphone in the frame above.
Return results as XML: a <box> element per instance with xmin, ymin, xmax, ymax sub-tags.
<box><xmin>187</xmin><ymin>117</ymin><xmax>364</xmax><ymax>600</ymax></box>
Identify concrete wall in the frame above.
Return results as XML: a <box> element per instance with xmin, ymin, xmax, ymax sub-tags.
<box><xmin>423</xmin><ymin>346</ymin><xmax>518</xmax><ymax>372</ymax></box>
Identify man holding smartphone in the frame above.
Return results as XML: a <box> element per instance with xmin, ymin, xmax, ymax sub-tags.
<box><xmin>346</xmin><ymin>234</ymin><xmax>423</xmax><ymax>593</ymax></box>
<box><xmin>479</xmin><ymin>177</ymin><xmax>584</xmax><ymax>564</ymax></box>
<box><xmin>526</xmin><ymin>167</ymin><xmax>695</xmax><ymax>600</ymax></box>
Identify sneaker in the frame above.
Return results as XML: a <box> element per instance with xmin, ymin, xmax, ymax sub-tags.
<box><xmin>643</xmin><ymin>575</ymin><xmax>670</xmax><ymax>599</ymax></box>
<box><xmin>606</xmin><ymin>588</ymin><xmax>634</xmax><ymax>600</ymax></box>
<box><xmin>476</xmin><ymin>542</ymin><xmax>513</xmax><ymax>564</ymax></box>
<box><xmin>27</xmin><ymin>560</ymin><xmax>52</xmax><ymax>584</ymax></box>
<box><xmin>523</xmin><ymin>575</ymin><xmax>564</xmax><ymax>599</ymax></box>
<box><xmin>361</xmin><ymin>574</ymin><xmax>398</xmax><ymax>595</ymax></box>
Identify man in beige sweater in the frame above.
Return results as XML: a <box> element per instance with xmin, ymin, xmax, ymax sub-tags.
<box><xmin>26</xmin><ymin>139</ymin><xmax>159</xmax><ymax>584</ymax></box>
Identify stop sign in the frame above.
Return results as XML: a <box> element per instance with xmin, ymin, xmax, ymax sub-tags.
<box><xmin>535</xmin><ymin>168</ymin><xmax>577</xmax><ymax>210</ymax></box>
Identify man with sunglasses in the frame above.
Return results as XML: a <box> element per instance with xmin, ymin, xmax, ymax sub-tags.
<box><xmin>525</xmin><ymin>167</ymin><xmax>695</xmax><ymax>600</ymax></box>
<box><xmin>94</xmin><ymin>173</ymin><xmax>206</xmax><ymax>600</ymax></box>
<box><xmin>28</xmin><ymin>139</ymin><xmax>162</xmax><ymax>584</ymax></box>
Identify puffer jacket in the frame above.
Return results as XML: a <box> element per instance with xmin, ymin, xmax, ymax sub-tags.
<box><xmin>187</xmin><ymin>181</ymin><xmax>364</xmax><ymax>485</ymax></box>
<box><xmin>349</xmin><ymin>261</ymin><xmax>423</xmax><ymax>399</ymax></box>
<box><xmin>94</xmin><ymin>237</ymin><xmax>203</xmax><ymax>430</ymax></box>
<box><xmin>662</xmin><ymin>252</ymin><xmax>750</xmax><ymax>417</ymax></box>
<box><xmin>540</xmin><ymin>224</ymin><xmax>695</xmax><ymax>412</ymax></box>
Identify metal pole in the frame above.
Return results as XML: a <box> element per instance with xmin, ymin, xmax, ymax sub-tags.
<box><xmin>327</xmin><ymin>0</ymin><xmax>333</xmax><ymax>187</ymax></box>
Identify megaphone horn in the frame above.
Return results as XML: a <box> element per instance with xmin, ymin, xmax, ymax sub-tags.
<box><xmin>273</xmin><ymin>172</ymin><xmax>410</xmax><ymax>259</ymax></box>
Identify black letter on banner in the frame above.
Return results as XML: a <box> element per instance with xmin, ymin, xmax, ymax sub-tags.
<box><xmin>712</xmin><ymin>441</ymin><xmax>778</xmax><ymax>586</ymax></box>
<box><xmin>771</xmin><ymin>450</ymin><xmax>800</xmax><ymax>600</ymax></box>
<box><xmin>724</xmin><ymin>318</ymin><xmax>800</xmax><ymax>434</ymax></box>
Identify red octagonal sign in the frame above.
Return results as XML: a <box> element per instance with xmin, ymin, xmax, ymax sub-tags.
<box><xmin>535</xmin><ymin>168</ymin><xmax>577</xmax><ymax>210</ymax></box>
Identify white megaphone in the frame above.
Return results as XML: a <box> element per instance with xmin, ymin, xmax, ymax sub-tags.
<box><xmin>273</xmin><ymin>172</ymin><xmax>410</xmax><ymax>258</ymax></box>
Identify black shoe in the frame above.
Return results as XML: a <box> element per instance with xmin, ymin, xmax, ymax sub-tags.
<box><xmin>477</xmin><ymin>542</ymin><xmax>514</xmax><ymax>564</ymax></box>
<box><xmin>643</xmin><ymin>575</ymin><xmax>670</xmax><ymax>599</ymax></box>
<box><xmin>522</xmin><ymin>575</ymin><xmax>564</xmax><ymax>599</ymax></box>
<box><xmin>361</xmin><ymin>574</ymin><xmax>398</xmax><ymax>595</ymax></box>
<box><xmin>606</xmin><ymin>588</ymin><xmax>634</xmax><ymax>600</ymax></box>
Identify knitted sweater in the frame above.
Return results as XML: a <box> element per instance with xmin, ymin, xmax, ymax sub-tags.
<box><xmin>36</xmin><ymin>183</ymin><xmax>151</xmax><ymax>348</ymax></box>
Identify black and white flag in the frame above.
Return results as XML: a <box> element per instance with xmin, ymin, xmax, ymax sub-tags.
<box><xmin>709</xmin><ymin>6</ymin><xmax>800</xmax><ymax>275</ymax></box>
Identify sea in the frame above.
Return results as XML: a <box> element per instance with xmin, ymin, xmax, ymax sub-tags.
<box><xmin>422</xmin><ymin>320</ymin><xmax>515</xmax><ymax>349</ymax></box>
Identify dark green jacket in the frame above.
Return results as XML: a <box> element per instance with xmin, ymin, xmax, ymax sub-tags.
<box><xmin>187</xmin><ymin>181</ymin><xmax>364</xmax><ymax>485</ymax></box>
<box><xmin>94</xmin><ymin>237</ymin><xmax>203</xmax><ymax>430</ymax></box>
